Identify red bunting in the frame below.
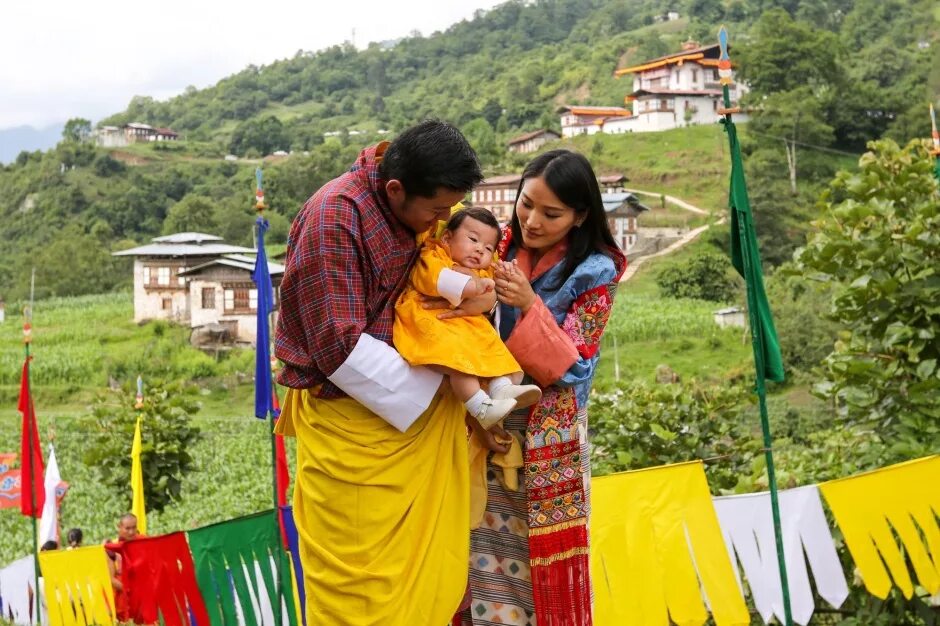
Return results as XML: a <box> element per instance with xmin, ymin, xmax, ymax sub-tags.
<box><xmin>18</xmin><ymin>359</ymin><xmax>45</xmax><ymax>518</ymax></box>
<box><xmin>107</xmin><ymin>533</ymin><xmax>209</xmax><ymax>626</ymax></box>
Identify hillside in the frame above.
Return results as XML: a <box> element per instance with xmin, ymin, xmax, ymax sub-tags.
<box><xmin>0</xmin><ymin>0</ymin><xmax>935</xmax><ymax>301</ymax></box>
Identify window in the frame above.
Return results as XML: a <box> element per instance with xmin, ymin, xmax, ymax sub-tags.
<box><xmin>692</xmin><ymin>69</ymin><xmax>698</xmax><ymax>84</ymax></box>
<box><xmin>223</xmin><ymin>282</ymin><xmax>254</xmax><ymax>312</ymax></box>
<box><xmin>201</xmin><ymin>287</ymin><xmax>215</xmax><ymax>309</ymax></box>
<box><xmin>142</xmin><ymin>266</ymin><xmax>151</xmax><ymax>285</ymax></box>
<box><xmin>660</xmin><ymin>99</ymin><xmax>669</xmax><ymax>111</ymax></box>
<box><xmin>224</xmin><ymin>289</ymin><xmax>235</xmax><ymax>311</ymax></box>
<box><xmin>249</xmin><ymin>289</ymin><xmax>258</xmax><ymax>310</ymax></box>
<box><xmin>157</xmin><ymin>267</ymin><xmax>170</xmax><ymax>286</ymax></box>
<box><xmin>178</xmin><ymin>273</ymin><xmax>186</xmax><ymax>287</ymax></box>
<box><xmin>161</xmin><ymin>298</ymin><xmax>172</xmax><ymax>310</ymax></box>
<box><xmin>713</xmin><ymin>69</ymin><xmax>720</xmax><ymax>81</ymax></box>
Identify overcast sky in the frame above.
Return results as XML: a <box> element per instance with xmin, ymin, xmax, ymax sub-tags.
<box><xmin>1</xmin><ymin>0</ymin><xmax>505</xmax><ymax>130</ymax></box>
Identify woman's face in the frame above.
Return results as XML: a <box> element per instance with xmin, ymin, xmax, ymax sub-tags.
<box><xmin>514</xmin><ymin>176</ymin><xmax>581</xmax><ymax>254</ymax></box>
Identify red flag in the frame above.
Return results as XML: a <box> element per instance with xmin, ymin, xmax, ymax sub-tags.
<box><xmin>19</xmin><ymin>358</ymin><xmax>45</xmax><ymax>518</ymax></box>
<box><xmin>273</xmin><ymin>388</ymin><xmax>291</xmax><ymax>546</ymax></box>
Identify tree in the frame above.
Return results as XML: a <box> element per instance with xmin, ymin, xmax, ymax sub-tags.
<box><xmin>795</xmin><ymin>139</ymin><xmax>940</xmax><ymax>464</ymax></box>
<box><xmin>736</xmin><ymin>9</ymin><xmax>842</xmax><ymax>96</ymax></box>
<box><xmin>163</xmin><ymin>195</ymin><xmax>220</xmax><ymax>235</ymax></box>
<box><xmin>84</xmin><ymin>380</ymin><xmax>202</xmax><ymax>513</ymax></box>
<box><xmin>656</xmin><ymin>252</ymin><xmax>740</xmax><ymax>302</ymax></box>
<box><xmin>62</xmin><ymin>118</ymin><xmax>92</xmax><ymax>143</ymax></box>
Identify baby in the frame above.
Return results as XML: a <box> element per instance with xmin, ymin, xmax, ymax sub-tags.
<box><xmin>393</xmin><ymin>207</ymin><xmax>541</xmax><ymax>428</ymax></box>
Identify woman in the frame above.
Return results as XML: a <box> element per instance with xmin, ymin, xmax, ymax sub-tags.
<box><xmin>464</xmin><ymin>150</ymin><xmax>626</xmax><ymax>626</ymax></box>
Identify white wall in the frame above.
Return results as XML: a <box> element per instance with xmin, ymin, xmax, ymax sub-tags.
<box><xmin>133</xmin><ymin>260</ymin><xmax>189</xmax><ymax>323</ymax></box>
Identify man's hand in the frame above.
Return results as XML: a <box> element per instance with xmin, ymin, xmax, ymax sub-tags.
<box><xmin>419</xmin><ymin>291</ymin><xmax>497</xmax><ymax>319</ymax></box>
<box><xmin>467</xmin><ymin>415</ymin><xmax>511</xmax><ymax>454</ymax></box>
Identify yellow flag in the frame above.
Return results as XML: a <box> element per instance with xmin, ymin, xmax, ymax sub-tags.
<box><xmin>591</xmin><ymin>461</ymin><xmax>749</xmax><ymax>626</ymax></box>
<box><xmin>39</xmin><ymin>546</ymin><xmax>116</xmax><ymax>626</ymax></box>
<box><xmin>819</xmin><ymin>455</ymin><xmax>940</xmax><ymax>599</ymax></box>
<box><xmin>131</xmin><ymin>416</ymin><xmax>147</xmax><ymax>534</ymax></box>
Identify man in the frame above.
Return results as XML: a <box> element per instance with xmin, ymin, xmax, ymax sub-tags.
<box><xmin>275</xmin><ymin>120</ymin><xmax>487</xmax><ymax>626</ymax></box>
<box><xmin>106</xmin><ymin>513</ymin><xmax>139</xmax><ymax>622</ymax></box>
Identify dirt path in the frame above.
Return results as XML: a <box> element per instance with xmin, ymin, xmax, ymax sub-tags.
<box><xmin>619</xmin><ymin>189</ymin><xmax>722</xmax><ymax>283</ymax></box>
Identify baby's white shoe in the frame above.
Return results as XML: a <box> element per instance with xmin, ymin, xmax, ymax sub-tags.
<box><xmin>492</xmin><ymin>384</ymin><xmax>542</xmax><ymax>409</ymax></box>
<box><xmin>473</xmin><ymin>397</ymin><xmax>517</xmax><ymax>430</ymax></box>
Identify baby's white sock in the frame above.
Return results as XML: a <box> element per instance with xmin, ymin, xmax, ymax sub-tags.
<box><xmin>489</xmin><ymin>376</ymin><xmax>512</xmax><ymax>396</ymax></box>
<box><xmin>464</xmin><ymin>390</ymin><xmax>489</xmax><ymax>417</ymax></box>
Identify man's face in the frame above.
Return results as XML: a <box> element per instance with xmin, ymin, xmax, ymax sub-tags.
<box><xmin>386</xmin><ymin>181</ymin><xmax>467</xmax><ymax>235</ymax></box>
<box><xmin>118</xmin><ymin>517</ymin><xmax>139</xmax><ymax>541</ymax></box>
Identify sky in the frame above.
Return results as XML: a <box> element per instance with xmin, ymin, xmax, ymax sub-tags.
<box><xmin>1</xmin><ymin>0</ymin><xmax>506</xmax><ymax>131</ymax></box>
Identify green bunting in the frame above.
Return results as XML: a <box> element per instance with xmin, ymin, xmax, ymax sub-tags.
<box><xmin>188</xmin><ymin>510</ymin><xmax>297</xmax><ymax>626</ymax></box>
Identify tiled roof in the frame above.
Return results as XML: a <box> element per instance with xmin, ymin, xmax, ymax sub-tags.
<box><xmin>507</xmin><ymin>129</ymin><xmax>560</xmax><ymax>145</ymax></box>
<box><xmin>559</xmin><ymin>105</ymin><xmax>632</xmax><ymax>116</ymax></box>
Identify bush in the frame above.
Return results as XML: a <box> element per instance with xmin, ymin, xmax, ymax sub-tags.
<box><xmin>655</xmin><ymin>252</ymin><xmax>739</xmax><ymax>303</ymax></box>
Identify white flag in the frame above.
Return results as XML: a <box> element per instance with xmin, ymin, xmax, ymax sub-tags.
<box><xmin>38</xmin><ymin>445</ymin><xmax>61</xmax><ymax>547</ymax></box>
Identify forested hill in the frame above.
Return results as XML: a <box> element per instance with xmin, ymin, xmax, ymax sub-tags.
<box><xmin>0</xmin><ymin>0</ymin><xmax>937</xmax><ymax>300</ymax></box>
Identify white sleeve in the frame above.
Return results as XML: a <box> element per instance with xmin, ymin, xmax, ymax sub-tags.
<box><xmin>437</xmin><ymin>268</ymin><xmax>472</xmax><ymax>307</ymax></box>
<box><xmin>327</xmin><ymin>333</ymin><xmax>444</xmax><ymax>432</ymax></box>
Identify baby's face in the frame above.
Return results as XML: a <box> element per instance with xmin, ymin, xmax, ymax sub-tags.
<box><xmin>445</xmin><ymin>217</ymin><xmax>499</xmax><ymax>270</ymax></box>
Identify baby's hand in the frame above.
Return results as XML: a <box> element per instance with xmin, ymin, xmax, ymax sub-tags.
<box><xmin>462</xmin><ymin>276</ymin><xmax>493</xmax><ymax>299</ymax></box>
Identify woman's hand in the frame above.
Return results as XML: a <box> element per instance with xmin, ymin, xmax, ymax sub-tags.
<box><xmin>494</xmin><ymin>260</ymin><xmax>536</xmax><ymax>313</ymax></box>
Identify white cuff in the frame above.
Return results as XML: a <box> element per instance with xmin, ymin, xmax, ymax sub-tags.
<box><xmin>327</xmin><ymin>333</ymin><xmax>443</xmax><ymax>432</ymax></box>
<box><xmin>437</xmin><ymin>268</ymin><xmax>471</xmax><ymax>307</ymax></box>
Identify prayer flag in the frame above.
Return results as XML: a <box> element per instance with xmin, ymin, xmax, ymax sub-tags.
<box><xmin>131</xmin><ymin>417</ymin><xmax>147</xmax><ymax>535</ymax></box>
<box><xmin>252</xmin><ymin>216</ymin><xmax>275</xmax><ymax>420</ymax></box>
<box><xmin>38</xmin><ymin>445</ymin><xmax>62</xmax><ymax>546</ymax></box>
<box><xmin>18</xmin><ymin>358</ymin><xmax>45</xmax><ymax>518</ymax></box>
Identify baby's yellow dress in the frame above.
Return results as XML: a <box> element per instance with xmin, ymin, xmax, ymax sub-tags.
<box><xmin>394</xmin><ymin>239</ymin><xmax>520</xmax><ymax>377</ymax></box>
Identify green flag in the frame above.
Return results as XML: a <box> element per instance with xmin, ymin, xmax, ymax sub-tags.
<box><xmin>188</xmin><ymin>510</ymin><xmax>298</xmax><ymax>626</ymax></box>
<box><xmin>725</xmin><ymin>119</ymin><xmax>786</xmax><ymax>383</ymax></box>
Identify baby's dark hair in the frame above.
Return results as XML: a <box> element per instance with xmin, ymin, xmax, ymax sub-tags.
<box><xmin>445</xmin><ymin>207</ymin><xmax>502</xmax><ymax>244</ymax></box>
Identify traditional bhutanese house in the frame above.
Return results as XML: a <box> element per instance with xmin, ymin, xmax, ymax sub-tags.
<box><xmin>178</xmin><ymin>255</ymin><xmax>284</xmax><ymax>344</ymax></box>
<box><xmin>614</xmin><ymin>40</ymin><xmax>750</xmax><ymax>133</ymax></box>
<box><xmin>469</xmin><ymin>174</ymin><xmax>522</xmax><ymax>224</ymax></box>
<box><xmin>507</xmin><ymin>129</ymin><xmax>561</xmax><ymax>154</ymax></box>
<box><xmin>124</xmin><ymin>122</ymin><xmax>156</xmax><ymax>143</ymax></box>
<box><xmin>602</xmin><ymin>192</ymin><xmax>650</xmax><ymax>251</ymax></box>
<box><xmin>558</xmin><ymin>105</ymin><xmax>633</xmax><ymax>137</ymax></box>
<box><xmin>598</xmin><ymin>174</ymin><xmax>629</xmax><ymax>193</ymax></box>
<box><xmin>152</xmin><ymin>127</ymin><xmax>179</xmax><ymax>142</ymax></box>
<box><xmin>112</xmin><ymin>233</ymin><xmax>255</xmax><ymax>324</ymax></box>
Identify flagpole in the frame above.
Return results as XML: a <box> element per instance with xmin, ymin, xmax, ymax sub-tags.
<box><xmin>25</xmin><ymin>268</ymin><xmax>42</xmax><ymax>625</ymax></box>
<box><xmin>929</xmin><ymin>104</ymin><xmax>940</xmax><ymax>184</ymax></box>
<box><xmin>717</xmin><ymin>27</ymin><xmax>793</xmax><ymax>626</ymax></box>
<box><xmin>253</xmin><ymin>168</ymin><xmax>287</xmax><ymax>626</ymax></box>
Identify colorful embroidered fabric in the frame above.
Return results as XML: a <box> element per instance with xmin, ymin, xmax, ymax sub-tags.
<box><xmin>472</xmin><ymin>228</ymin><xmax>625</xmax><ymax>626</ymax></box>
<box><xmin>39</xmin><ymin>546</ymin><xmax>115</xmax><ymax>626</ymax></box>
<box><xmin>106</xmin><ymin>532</ymin><xmax>208</xmax><ymax>626</ymax></box>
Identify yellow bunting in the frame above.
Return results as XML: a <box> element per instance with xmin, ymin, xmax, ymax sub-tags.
<box><xmin>819</xmin><ymin>455</ymin><xmax>940</xmax><ymax>599</ymax></box>
<box><xmin>39</xmin><ymin>546</ymin><xmax>115</xmax><ymax>626</ymax></box>
<box><xmin>591</xmin><ymin>461</ymin><xmax>749</xmax><ymax>626</ymax></box>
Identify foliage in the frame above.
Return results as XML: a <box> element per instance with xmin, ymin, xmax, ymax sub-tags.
<box><xmin>765</xmin><ymin>264</ymin><xmax>840</xmax><ymax>375</ymax></box>
<box><xmin>62</xmin><ymin>118</ymin><xmax>92</xmax><ymax>144</ymax></box>
<box><xmin>795</xmin><ymin>139</ymin><xmax>940</xmax><ymax>465</ymax></box>
<box><xmin>655</xmin><ymin>252</ymin><xmax>739</xmax><ymax>302</ymax></box>
<box><xmin>83</xmin><ymin>380</ymin><xmax>202</xmax><ymax>513</ymax></box>
<box><xmin>591</xmin><ymin>380</ymin><xmax>756</xmax><ymax>490</ymax></box>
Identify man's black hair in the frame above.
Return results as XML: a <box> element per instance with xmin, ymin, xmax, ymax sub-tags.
<box><xmin>380</xmin><ymin>120</ymin><xmax>483</xmax><ymax>197</ymax></box>
<box><xmin>445</xmin><ymin>207</ymin><xmax>502</xmax><ymax>244</ymax></box>
<box><xmin>67</xmin><ymin>528</ymin><xmax>83</xmax><ymax>545</ymax></box>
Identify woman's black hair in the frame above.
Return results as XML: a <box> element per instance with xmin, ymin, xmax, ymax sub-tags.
<box><xmin>509</xmin><ymin>149</ymin><xmax>619</xmax><ymax>284</ymax></box>
<box><xmin>445</xmin><ymin>207</ymin><xmax>502</xmax><ymax>244</ymax></box>
<box><xmin>67</xmin><ymin>527</ymin><xmax>83</xmax><ymax>546</ymax></box>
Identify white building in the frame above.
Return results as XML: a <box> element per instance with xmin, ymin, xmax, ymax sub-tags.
<box><xmin>179</xmin><ymin>255</ymin><xmax>284</xmax><ymax>344</ymax></box>
<box><xmin>112</xmin><ymin>233</ymin><xmax>255</xmax><ymax>324</ymax></box>
<box><xmin>610</xmin><ymin>41</ymin><xmax>750</xmax><ymax>133</ymax></box>
<box><xmin>558</xmin><ymin>106</ymin><xmax>634</xmax><ymax>137</ymax></box>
